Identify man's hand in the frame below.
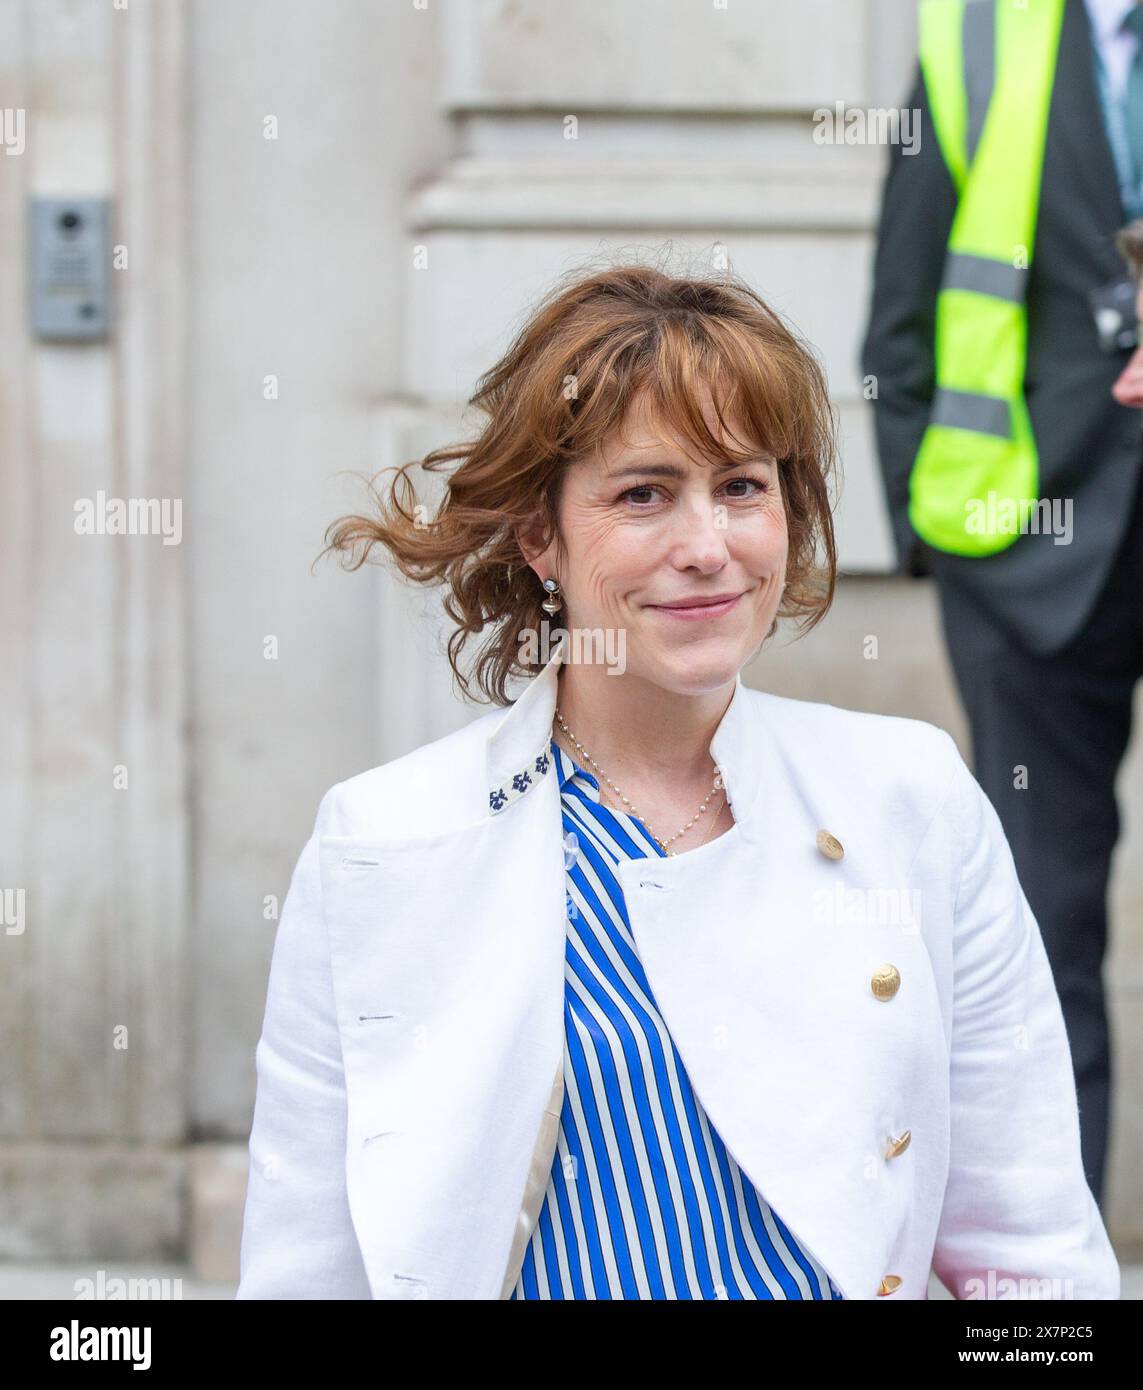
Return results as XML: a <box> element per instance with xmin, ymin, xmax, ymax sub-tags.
<box><xmin>1112</xmin><ymin>282</ymin><xmax>1143</xmax><ymax>406</ymax></box>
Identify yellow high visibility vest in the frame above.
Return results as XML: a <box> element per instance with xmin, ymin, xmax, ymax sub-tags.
<box><xmin>909</xmin><ymin>0</ymin><xmax>1066</xmax><ymax>555</ymax></box>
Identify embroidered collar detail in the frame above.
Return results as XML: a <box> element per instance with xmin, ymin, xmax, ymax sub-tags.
<box><xmin>487</xmin><ymin>736</ymin><xmax>610</xmax><ymax>815</ymax></box>
<box><xmin>488</xmin><ymin>740</ymin><xmax>553</xmax><ymax>814</ymax></box>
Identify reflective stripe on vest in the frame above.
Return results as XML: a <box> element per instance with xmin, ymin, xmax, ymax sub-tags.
<box><xmin>908</xmin><ymin>0</ymin><xmax>1065</xmax><ymax>556</ymax></box>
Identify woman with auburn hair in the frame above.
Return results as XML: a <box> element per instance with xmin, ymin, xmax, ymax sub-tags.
<box><xmin>236</xmin><ymin>259</ymin><xmax>1118</xmax><ymax>1301</ymax></box>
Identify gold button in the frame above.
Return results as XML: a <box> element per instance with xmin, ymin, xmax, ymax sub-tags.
<box><xmin>885</xmin><ymin>1130</ymin><xmax>911</xmax><ymax>1159</ymax></box>
<box><xmin>816</xmin><ymin>829</ymin><xmax>844</xmax><ymax>860</ymax></box>
<box><xmin>871</xmin><ymin>964</ymin><xmax>901</xmax><ymax>1000</ymax></box>
<box><xmin>878</xmin><ymin>1275</ymin><xmax>903</xmax><ymax>1296</ymax></box>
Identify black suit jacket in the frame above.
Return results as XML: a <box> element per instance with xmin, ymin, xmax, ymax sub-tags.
<box><xmin>861</xmin><ymin>0</ymin><xmax>1142</xmax><ymax>656</ymax></box>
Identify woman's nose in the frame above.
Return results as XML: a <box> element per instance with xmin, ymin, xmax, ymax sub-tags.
<box><xmin>671</xmin><ymin>496</ymin><xmax>732</xmax><ymax>565</ymax></box>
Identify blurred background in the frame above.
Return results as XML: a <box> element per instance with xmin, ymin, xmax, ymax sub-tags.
<box><xmin>0</xmin><ymin>0</ymin><xmax>1140</xmax><ymax>1297</ymax></box>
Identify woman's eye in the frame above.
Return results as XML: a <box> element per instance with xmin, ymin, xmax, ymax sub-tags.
<box><xmin>723</xmin><ymin>477</ymin><xmax>767</xmax><ymax>498</ymax></box>
<box><xmin>619</xmin><ymin>485</ymin><xmax>662</xmax><ymax>505</ymax></box>
<box><xmin>618</xmin><ymin>476</ymin><xmax>769</xmax><ymax>506</ymax></box>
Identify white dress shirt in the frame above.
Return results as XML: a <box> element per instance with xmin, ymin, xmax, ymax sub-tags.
<box><xmin>1086</xmin><ymin>0</ymin><xmax>1141</xmax><ymax>100</ymax></box>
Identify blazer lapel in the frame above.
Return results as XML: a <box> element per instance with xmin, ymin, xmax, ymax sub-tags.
<box><xmin>611</xmin><ymin>701</ymin><xmax>950</xmax><ymax>1300</ymax></box>
<box><xmin>319</xmin><ymin>650</ymin><xmax>571</xmax><ymax>1300</ymax></box>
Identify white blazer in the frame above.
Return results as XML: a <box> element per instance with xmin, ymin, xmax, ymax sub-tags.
<box><xmin>235</xmin><ymin>643</ymin><xmax>1120</xmax><ymax>1301</ymax></box>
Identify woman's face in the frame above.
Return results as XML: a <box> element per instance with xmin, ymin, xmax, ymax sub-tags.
<box><xmin>535</xmin><ymin>383</ymin><xmax>789</xmax><ymax>694</ymax></box>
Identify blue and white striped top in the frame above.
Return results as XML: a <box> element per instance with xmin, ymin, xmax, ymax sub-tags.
<box><xmin>508</xmin><ymin>736</ymin><xmax>844</xmax><ymax>1301</ymax></box>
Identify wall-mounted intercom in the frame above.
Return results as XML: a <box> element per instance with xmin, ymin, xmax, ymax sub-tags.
<box><xmin>30</xmin><ymin>197</ymin><xmax>111</xmax><ymax>341</ymax></box>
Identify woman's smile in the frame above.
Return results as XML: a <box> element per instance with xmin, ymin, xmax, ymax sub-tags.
<box><xmin>645</xmin><ymin>590</ymin><xmax>747</xmax><ymax>620</ymax></box>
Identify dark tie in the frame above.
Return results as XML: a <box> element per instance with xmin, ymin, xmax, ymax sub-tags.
<box><xmin>1122</xmin><ymin>4</ymin><xmax>1143</xmax><ymax>190</ymax></box>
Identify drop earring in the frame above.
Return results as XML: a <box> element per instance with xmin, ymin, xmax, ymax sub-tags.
<box><xmin>541</xmin><ymin>577</ymin><xmax>563</xmax><ymax>614</ymax></box>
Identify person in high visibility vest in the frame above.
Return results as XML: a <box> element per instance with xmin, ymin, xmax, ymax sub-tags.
<box><xmin>862</xmin><ymin>0</ymin><xmax>1143</xmax><ymax>1212</ymax></box>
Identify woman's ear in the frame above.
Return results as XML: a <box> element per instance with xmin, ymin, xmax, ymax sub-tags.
<box><xmin>515</xmin><ymin>516</ymin><xmax>559</xmax><ymax>580</ymax></box>
<box><xmin>513</xmin><ymin>523</ymin><xmax>541</xmax><ymax>575</ymax></box>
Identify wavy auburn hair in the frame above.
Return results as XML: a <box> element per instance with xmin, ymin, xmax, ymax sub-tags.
<box><xmin>321</xmin><ymin>257</ymin><xmax>839</xmax><ymax>706</ymax></box>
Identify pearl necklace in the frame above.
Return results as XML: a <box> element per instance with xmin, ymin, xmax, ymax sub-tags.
<box><xmin>554</xmin><ymin>706</ymin><xmax>725</xmax><ymax>856</ymax></box>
